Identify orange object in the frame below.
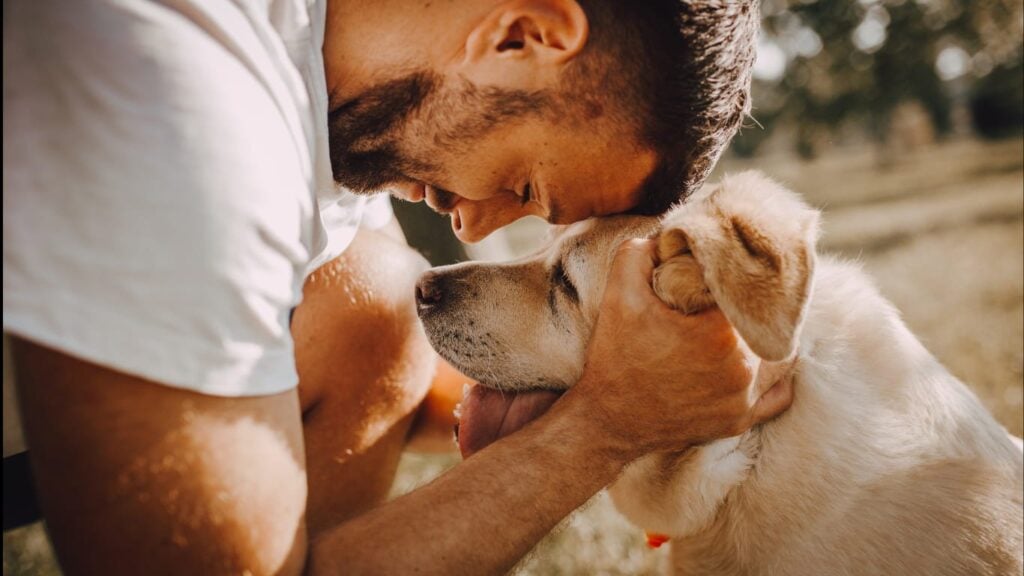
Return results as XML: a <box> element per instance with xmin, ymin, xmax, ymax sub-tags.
<box><xmin>422</xmin><ymin>357</ymin><xmax>475</xmax><ymax>431</ymax></box>
<box><xmin>645</xmin><ymin>532</ymin><xmax>671</xmax><ymax>549</ymax></box>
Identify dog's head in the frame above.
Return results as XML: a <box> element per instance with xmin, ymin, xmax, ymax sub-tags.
<box><xmin>416</xmin><ymin>215</ymin><xmax>659</xmax><ymax>391</ymax></box>
<box><xmin>416</xmin><ymin>171</ymin><xmax>819</xmax><ymax>455</ymax></box>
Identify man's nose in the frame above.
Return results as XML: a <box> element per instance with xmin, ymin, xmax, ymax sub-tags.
<box><xmin>415</xmin><ymin>271</ymin><xmax>446</xmax><ymax>315</ymax></box>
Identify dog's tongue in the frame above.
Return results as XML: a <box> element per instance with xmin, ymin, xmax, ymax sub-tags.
<box><xmin>458</xmin><ymin>386</ymin><xmax>562</xmax><ymax>459</ymax></box>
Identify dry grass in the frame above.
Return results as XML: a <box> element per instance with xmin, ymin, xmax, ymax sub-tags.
<box><xmin>5</xmin><ymin>138</ymin><xmax>1022</xmax><ymax>575</ymax></box>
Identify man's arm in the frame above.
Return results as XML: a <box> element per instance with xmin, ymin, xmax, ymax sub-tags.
<box><xmin>14</xmin><ymin>240</ymin><xmax>789</xmax><ymax>575</ymax></box>
<box><xmin>309</xmin><ymin>378</ymin><xmax>631</xmax><ymax>574</ymax></box>
<box><xmin>309</xmin><ymin>238</ymin><xmax>790</xmax><ymax>574</ymax></box>
<box><xmin>13</xmin><ymin>338</ymin><xmax>309</xmax><ymax>575</ymax></box>
<box><xmin>14</xmin><ymin>339</ymin><xmax>615</xmax><ymax>576</ymax></box>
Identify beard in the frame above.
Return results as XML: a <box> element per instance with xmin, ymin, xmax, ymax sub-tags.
<box><xmin>327</xmin><ymin>71</ymin><xmax>439</xmax><ymax>193</ymax></box>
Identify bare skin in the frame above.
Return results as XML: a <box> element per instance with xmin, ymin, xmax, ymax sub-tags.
<box><xmin>292</xmin><ymin>227</ymin><xmax>436</xmax><ymax>535</ymax></box>
<box><xmin>15</xmin><ymin>233</ymin><xmax>789</xmax><ymax>575</ymax></box>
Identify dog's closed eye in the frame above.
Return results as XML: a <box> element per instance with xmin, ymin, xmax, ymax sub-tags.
<box><xmin>552</xmin><ymin>261</ymin><xmax>579</xmax><ymax>304</ymax></box>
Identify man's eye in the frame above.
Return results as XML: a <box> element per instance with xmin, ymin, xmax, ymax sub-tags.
<box><xmin>520</xmin><ymin>183</ymin><xmax>532</xmax><ymax>206</ymax></box>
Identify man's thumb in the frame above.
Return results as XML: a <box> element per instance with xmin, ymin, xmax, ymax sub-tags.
<box><xmin>607</xmin><ymin>238</ymin><xmax>657</xmax><ymax>291</ymax></box>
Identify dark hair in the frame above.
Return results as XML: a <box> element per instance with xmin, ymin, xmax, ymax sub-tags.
<box><xmin>328</xmin><ymin>72</ymin><xmax>440</xmax><ymax>192</ymax></box>
<box><xmin>328</xmin><ymin>72</ymin><xmax>549</xmax><ymax>194</ymax></box>
<box><xmin>571</xmin><ymin>1</ymin><xmax>759</xmax><ymax>215</ymax></box>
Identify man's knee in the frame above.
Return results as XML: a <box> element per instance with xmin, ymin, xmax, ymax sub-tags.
<box><xmin>292</xmin><ymin>229</ymin><xmax>435</xmax><ymax>417</ymax></box>
<box><xmin>293</xmin><ymin>229</ymin><xmax>437</xmax><ymax>531</ymax></box>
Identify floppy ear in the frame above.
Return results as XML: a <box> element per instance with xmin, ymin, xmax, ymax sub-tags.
<box><xmin>653</xmin><ymin>171</ymin><xmax>819</xmax><ymax>361</ymax></box>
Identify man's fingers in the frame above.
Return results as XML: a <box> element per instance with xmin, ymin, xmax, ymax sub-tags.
<box><xmin>606</xmin><ymin>240</ymin><xmax>739</xmax><ymax>347</ymax></box>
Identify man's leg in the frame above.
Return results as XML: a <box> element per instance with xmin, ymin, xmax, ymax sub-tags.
<box><xmin>291</xmin><ymin>227</ymin><xmax>436</xmax><ymax>536</ymax></box>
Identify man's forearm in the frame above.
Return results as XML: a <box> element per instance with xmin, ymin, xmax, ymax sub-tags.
<box><xmin>308</xmin><ymin>384</ymin><xmax>627</xmax><ymax>575</ymax></box>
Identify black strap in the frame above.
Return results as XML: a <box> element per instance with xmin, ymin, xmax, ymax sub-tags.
<box><xmin>3</xmin><ymin>451</ymin><xmax>42</xmax><ymax>530</ymax></box>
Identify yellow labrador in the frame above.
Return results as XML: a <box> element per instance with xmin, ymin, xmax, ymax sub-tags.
<box><xmin>415</xmin><ymin>171</ymin><xmax>1024</xmax><ymax>575</ymax></box>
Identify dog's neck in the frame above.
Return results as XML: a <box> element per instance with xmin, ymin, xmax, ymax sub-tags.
<box><xmin>633</xmin><ymin>352</ymin><xmax>800</xmax><ymax>546</ymax></box>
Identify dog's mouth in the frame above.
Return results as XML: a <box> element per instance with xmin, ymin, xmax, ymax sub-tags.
<box><xmin>457</xmin><ymin>385</ymin><xmax>564</xmax><ymax>459</ymax></box>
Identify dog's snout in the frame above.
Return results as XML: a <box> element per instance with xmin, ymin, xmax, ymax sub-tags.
<box><xmin>416</xmin><ymin>272</ymin><xmax>445</xmax><ymax>313</ymax></box>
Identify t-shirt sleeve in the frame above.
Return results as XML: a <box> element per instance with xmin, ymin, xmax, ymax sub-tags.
<box><xmin>359</xmin><ymin>193</ymin><xmax>396</xmax><ymax>231</ymax></box>
<box><xmin>2</xmin><ymin>2</ymin><xmax>316</xmax><ymax>396</ymax></box>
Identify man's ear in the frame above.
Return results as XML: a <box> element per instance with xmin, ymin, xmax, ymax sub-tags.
<box><xmin>655</xmin><ymin>172</ymin><xmax>820</xmax><ymax>361</ymax></box>
<box><xmin>459</xmin><ymin>0</ymin><xmax>588</xmax><ymax>89</ymax></box>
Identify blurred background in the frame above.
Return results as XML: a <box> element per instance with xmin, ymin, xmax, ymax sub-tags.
<box><xmin>5</xmin><ymin>0</ymin><xmax>1022</xmax><ymax>574</ymax></box>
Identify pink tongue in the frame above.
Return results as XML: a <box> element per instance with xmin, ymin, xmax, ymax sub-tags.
<box><xmin>458</xmin><ymin>386</ymin><xmax>562</xmax><ymax>459</ymax></box>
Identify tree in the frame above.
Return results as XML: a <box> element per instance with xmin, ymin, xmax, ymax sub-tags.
<box><xmin>733</xmin><ymin>0</ymin><xmax>1024</xmax><ymax>158</ymax></box>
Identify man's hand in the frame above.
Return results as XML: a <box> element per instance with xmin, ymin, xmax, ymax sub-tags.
<box><xmin>572</xmin><ymin>238</ymin><xmax>794</xmax><ymax>460</ymax></box>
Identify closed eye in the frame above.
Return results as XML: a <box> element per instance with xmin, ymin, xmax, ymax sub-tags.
<box><xmin>552</xmin><ymin>261</ymin><xmax>579</xmax><ymax>304</ymax></box>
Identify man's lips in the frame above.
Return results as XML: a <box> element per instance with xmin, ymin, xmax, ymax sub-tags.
<box><xmin>457</xmin><ymin>386</ymin><xmax>563</xmax><ymax>459</ymax></box>
<box><xmin>424</xmin><ymin>185</ymin><xmax>458</xmax><ymax>212</ymax></box>
<box><xmin>418</xmin><ymin>184</ymin><xmax>464</xmax><ymax>234</ymax></box>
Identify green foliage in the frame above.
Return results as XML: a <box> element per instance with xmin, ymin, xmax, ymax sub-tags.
<box><xmin>735</xmin><ymin>0</ymin><xmax>1024</xmax><ymax>156</ymax></box>
<box><xmin>970</xmin><ymin>59</ymin><xmax>1024</xmax><ymax>138</ymax></box>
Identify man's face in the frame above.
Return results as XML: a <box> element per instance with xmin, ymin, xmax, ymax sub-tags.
<box><xmin>417</xmin><ymin>116</ymin><xmax>657</xmax><ymax>243</ymax></box>
<box><xmin>323</xmin><ymin>0</ymin><xmax>658</xmax><ymax>242</ymax></box>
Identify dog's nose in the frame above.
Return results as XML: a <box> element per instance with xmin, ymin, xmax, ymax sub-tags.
<box><xmin>415</xmin><ymin>272</ymin><xmax>445</xmax><ymax>313</ymax></box>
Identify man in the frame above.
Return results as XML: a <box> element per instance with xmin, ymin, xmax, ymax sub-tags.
<box><xmin>3</xmin><ymin>0</ymin><xmax>784</xmax><ymax>574</ymax></box>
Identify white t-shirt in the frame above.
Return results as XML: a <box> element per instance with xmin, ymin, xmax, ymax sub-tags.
<box><xmin>2</xmin><ymin>0</ymin><xmax>392</xmax><ymax>409</ymax></box>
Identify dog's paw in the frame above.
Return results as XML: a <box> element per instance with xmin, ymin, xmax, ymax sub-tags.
<box><xmin>653</xmin><ymin>227</ymin><xmax>716</xmax><ymax>314</ymax></box>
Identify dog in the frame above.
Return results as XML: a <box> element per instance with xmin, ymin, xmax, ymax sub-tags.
<box><xmin>415</xmin><ymin>171</ymin><xmax>1024</xmax><ymax>575</ymax></box>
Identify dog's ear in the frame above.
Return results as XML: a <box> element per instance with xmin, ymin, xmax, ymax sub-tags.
<box><xmin>653</xmin><ymin>172</ymin><xmax>819</xmax><ymax>361</ymax></box>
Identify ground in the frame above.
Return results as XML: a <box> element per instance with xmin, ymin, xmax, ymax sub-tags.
<box><xmin>4</xmin><ymin>138</ymin><xmax>1022</xmax><ymax>575</ymax></box>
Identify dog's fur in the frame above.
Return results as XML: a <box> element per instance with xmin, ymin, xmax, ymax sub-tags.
<box><xmin>418</xmin><ymin>171</ymin><xmax>1024</xmax><ymax>575</ymax></box>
